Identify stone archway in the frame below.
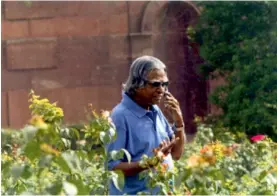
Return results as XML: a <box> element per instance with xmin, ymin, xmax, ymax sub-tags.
<box><xmin>141</xmin><ymin>1</ymin><xmax>200</xmax><ymax>33</ymax></box>
<box><xmin>140</xmin><ymin>1</ymin><xmax>207</xmax><ymax>133</ymax></box>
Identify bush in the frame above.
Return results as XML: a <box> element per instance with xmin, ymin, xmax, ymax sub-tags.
<box><xmin>173</xmin><ymin>121</ymin><xmax>277</xmax><ymax>195</ymax></box>
<box><xmin>1</xmin><ymin>91</ymin><xmax>130</xmax><ymax>195</ymax></box>
<box><xmin>188</xmin><ymin>1</ymin><xmax>277</xmax><ymax>139</ymax></box>
<box><xmin>2</xmin><ymin>92</ymin><xmax>276</xmax><ymax>195</ymax></box>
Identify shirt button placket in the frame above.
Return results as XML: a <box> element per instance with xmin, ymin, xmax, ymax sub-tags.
<box><xmin>146</xmin><ymin>112</ymin><xmax>156</xmax><ymax>132</ymax></box>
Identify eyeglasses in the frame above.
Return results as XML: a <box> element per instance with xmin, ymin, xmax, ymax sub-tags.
<box><xmin>145</xmin><ymin>80</ymin><xmax>169</xmax><ymax>88</ymax></box>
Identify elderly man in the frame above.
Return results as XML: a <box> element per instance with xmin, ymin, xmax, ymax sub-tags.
<box><xmin>107</xmin><ymin>55</ymin><xmax>186</xmax><ymax>195</ymax></box>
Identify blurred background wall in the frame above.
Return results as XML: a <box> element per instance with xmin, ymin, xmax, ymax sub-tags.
<box><xmin>1</xmin><ymin>1</ymin><xmax>219</xmax><ymax>133</ymax></box>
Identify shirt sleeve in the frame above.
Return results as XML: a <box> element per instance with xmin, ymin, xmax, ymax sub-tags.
<box><xmin>106</xmin><ymin>111</ymin><xmax>127</xmax><ymax>170</ymax></box>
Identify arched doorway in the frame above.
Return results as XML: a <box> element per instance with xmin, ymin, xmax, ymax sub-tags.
<box><xmin>141</xmin><ymin>1</ymin><xmax>208</xmax><ymax>133</ymax></box>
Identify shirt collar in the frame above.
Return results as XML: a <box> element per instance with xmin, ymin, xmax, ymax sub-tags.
<box><xmin>121</xmin><ymin>92</ymin><xmax>158</xmax><ymax>118</ymax></box>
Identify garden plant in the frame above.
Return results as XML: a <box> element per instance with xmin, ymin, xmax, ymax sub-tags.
<box><xmin>187</xmin><ymin>1</ymin><xmax>277</xmax><ymax>140</ymax></box>
<box><xmin>1</xmin><ymin>91</ymin><xmax>276</xmax><ymax>195</ymax></box>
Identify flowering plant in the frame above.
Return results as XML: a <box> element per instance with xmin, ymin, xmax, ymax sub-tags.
<box><xmin>251</xmin><ymin>134</ymin><xmax>266</xmax><ymax>142</ymax></box>
<box><xmin>174</xmin><ymin>123</ymin><xmax>277</xmax><ymax>195</ymax></box>
<box><xmin>1</xmin><ymin>91</ymin><xmax>130</xmax><ymax>195</ymax></box>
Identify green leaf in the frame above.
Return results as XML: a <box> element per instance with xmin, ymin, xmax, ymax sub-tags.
<box><xmin>99</xmin><ymin>131</ymin><xmax>111</xmax><ymax>144</ymax></box>
<box><xmin>121</xmin><ymin>149</ymin><xmax>131</xmax><ymax>163</ymax></box>
<box><xmin>2</xmin><ymin>161</ymin><xmax>12</xmax><ymax>177</ymax></box>
<box><xmin>61</xmin><ymin>151</ymin><xmax>81</xmax><ymax>172</ymax></box>
<box><xmin>19</xmin><ymin>191</ymin><xmax>35</xmax><ymax>195</ymax></box>
<box><xmin>68</xmin><ymin>176</ymin><xmax>90</xmax><ymax>195</ymax></box>
<box><xmin>11</xmin><ymin>164</ymin><xmax>24</xmax><ymax>180</ymax></box>
<box><xmin>24</xmin><ymin>141</ymin><xmax>41</xmax><ymax>161</ymax></box>
<box><xmin>194</xmin><ymin>187</ymin><xmax>210</xmax><ymax>195</ymax></box>
<box><xmin>62</xmin><ymin>138</ymin><xmax>71</xmax><ymax>148</ymax></box>
<box><xmin>155</xmin><ymin>182</ymin><xmax>167</xmax><ymax>195</ymax></box>
<box><xmin>139</xmin><ymin>170</ymin><xmax>148</xmax><ymax>180</ymax></box>
<box><xmin>110</xmin><ymin>170</ymin><xmax>125</xmax><ymax>191</ymax></box>
<box><xmin>175</xmin><ymin>171</ymin><xmax>186</xmax><ymax>187</ymax></box>
<box><xmin>266</xmin><ymin>173</ymin><xmax>277</xmax><ymax>185</ymax></box>
<box><xmin>55</xmin><ymin>156</ymin><xmax>70</xmax><ymax>173</ymax></box>
<box><xmin>182</xmin><ymin>168</ymin><xmax>192</xmax><ymax>181</ymax></box>
<box><xmin>46</xmin><ymin>182</ymin><xmax>63</xmax><ymax>195</ymax></box>
<box><xmin>62</xmin><ymin>128</ymin><xmax>70</xmax><ymax>138</ymax></box>
<box><xmin>258</xmin><ymin>170</ymin><xmax>268</xmax><ymax>181</ymax></box>
<box><xmin>22</xmin><ymin>125</ymin><xmax>38</xmax><ymax>142</ymax></box>
<box><xmin>71</xmin><ymin>128</ymin><xmax>80</xmax><ymax>140</ymax></box>
<box><xmin>109</xmin><ymin>149</ymin><xmax>131</xmax><ymax>163</ymax></box>
<box><xmin>21</xmin><ymin>165</ymin><xmax>32</xmax><ymax>179</ymax></box>
<box><xmin>185</xmin><ymin>178</ymin><xmax>195</xmax><ymax>189</ymax></box>
<box><xmin>213</xmin><ymin>180</ymin><xmax>221</xmax><ymax>193</ymax></box>
<box><xmin>38</xmin><ymin>154</ymin><xmax>53</xmax><ymax>167</ymax></box>
<box><xmin>108</xmin><ymin>127</ymin><xmax>117</xmax><ymax>142</ymax></box>
<box><xmin>251</xmin><ymin>188</ymin><xmax>274</xmax><ymax>195</ymax></box>
<box><xmin>110</xmin><ymin>150</ymin><xmax>120</xmax><ymax>160</ymax></box>
<box><xmin>63</xmin><ymin>181</ymin><xmax>77</xmax><ymax>196</ymax></box>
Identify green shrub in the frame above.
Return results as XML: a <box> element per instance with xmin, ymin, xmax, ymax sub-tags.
<box><xmin>1</xmin><ymin>91</ymin><xmax>130</xmax><ymax>195</ymax></box>
<box><xmin>2</xmin><ymin>92</ymin><xmax>276</xmax><ymax>195</ymax></box>
<box><xmin>174</xmin><ymin>122</ymin><xmax>277</xmax><ymax>195</ymax></box>
<box><xmin>189</xmin><ymin>1</ymin><xmax>277</xmax><ymax>139</ymax></box>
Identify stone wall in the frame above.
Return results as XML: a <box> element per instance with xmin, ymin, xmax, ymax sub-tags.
<box><xmin>2</xmin><ymin>1</ymin><xmax>211</xmax><ymax>133</ymax></box>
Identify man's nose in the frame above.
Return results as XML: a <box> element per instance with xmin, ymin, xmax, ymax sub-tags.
<box><xmin>156</xmin><ymin>85</ymin><xmax>166</xmax><ymax>93</ymax></box>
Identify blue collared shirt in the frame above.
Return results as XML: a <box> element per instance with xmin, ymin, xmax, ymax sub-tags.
<box><xmin>107</xmin><ymin>93</ymin><xmax>174</xmax><ymax>195</ymax></box>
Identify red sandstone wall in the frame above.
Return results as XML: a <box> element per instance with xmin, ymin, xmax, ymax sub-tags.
<box><xmin>2</xmin><ymin>1</ymin><xmax>212</xmax><ymax>133</ymax></box>
<box><xmin>1</xmin><ymin>1</ymin><xmax>133</xmax><ymax>128</ymax></box>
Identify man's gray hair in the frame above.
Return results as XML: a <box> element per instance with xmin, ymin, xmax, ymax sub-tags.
<box><xmin>123</xmin><ymin>55</ymin><xmax>167</xmax><ymax>95</ymax></box>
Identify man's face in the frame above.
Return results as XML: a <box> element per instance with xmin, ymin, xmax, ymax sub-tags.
<box><xmin>136</xmin><ymin>69</ymin><xmax>169</xmax><ymax>106</ymax></box>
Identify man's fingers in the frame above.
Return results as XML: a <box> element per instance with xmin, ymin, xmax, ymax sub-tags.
<box><xmin>174</xmin><ymin>137</ymin><xmax>180</xmax><ymax>142</ymax></box>
<box><xmin>164</xmin><ymin>100</ymin><xmax>179</xmax><ymax>107</ymax></box>
<box><xmin>164</xmin><ymin>102</ymin><xmax>180</xmax><ymax>111</ymax></box>
<box><xmin>159</xmin><ymin>140</ymin><xmax>167</xmax><ymax>149</ymax></box>
<box><xmin>157</xmin><ymin>136</ymin><xmax>180</xmax><ymax>155</ymax></box>
<box><xmin>166</xmin><ymin>138</ymin><xmax>170</xmax><ymax>146</ymax></box>
<box><xmin>163</xmin><ymin>138</ymin><xmax>179</xmax><ymax>153</ymax></box>
<box><xmin>159</xmin><ymin>141</ymin><xmax>164</xmax><ymax>149</ymax></box>
<box><xmin>161</xmin><ymin>139</ymin><xmax>169</xmax><ymax>151</ymax></box>
<box><xmin>167</xmin><ymin>137</ymin><xmax>180</xmax><ymax>148</ymax></box>
<box><xmin>171</xmin><ymin>134</ymin><xmax>176</xmax><ymax>141</ymax></box>
<box><xmin>164</xmin><ymin>94</ymin><xmax>178</xmax><ymax>103</ymax></box>
<box><xmin>164</xmin><ymin>91</ymin><xmax>174</xmax><ymax>99</ymax></box>
<box><xmin>163</xmin><ymin>142</ymin><xmax>174</xmax><ymax>153</ymax></box>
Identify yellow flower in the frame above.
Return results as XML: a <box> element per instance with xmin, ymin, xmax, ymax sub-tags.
<box><xmin>188</xmin><ymin>152</ymin><xmax>217</xmax><ymax>168</ymax></box>
<box><xmin>200</xmin><ymin>145</ymin><xmax>213</xmax><ymax>156</ymax></box>
<box><xmin>93</xmin><ymin>154</ymin><xmax>100</xmax><ymax>161</ymax></box>
<box><xmin>222</xmin><ymin>146</ymin><xmax>233</xmax><ymax>156</ymax></box>
<box><xmin>29</xmin><ymin>115</ymin><xmax>48</xmax><ymax>130</ymax></box>
<box><xmin>187</xmin><ymin>155</ymin><xmax>204</xmax><ymax>168</ymax></box>
<box><xmin>40</xmin><ymin>143</ymin><xmax>60</xmax><ymax>156</ymax></box>
<box><xmin>160</xmin><ymin>163</ymin><xmax>169</xmax><ymax>173</ymax></box>
<box><xmin>2</xmin><ymin>153</ymin><xmax>13</xmax><ymax>161</ymax></box>
<box><xmin>204</xmin><ymin>155</ymin><xmax>216</xmax><ymax>165</ymax></box>
<box><xmin>100</xmin><ymin>110</ymin><xmax>110</xmax><ymax>119</ymax></box>
<box><xmin>56</xmin><ymin>108</ymin><xmax>64</xmax><ymax>117</ymax></box>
